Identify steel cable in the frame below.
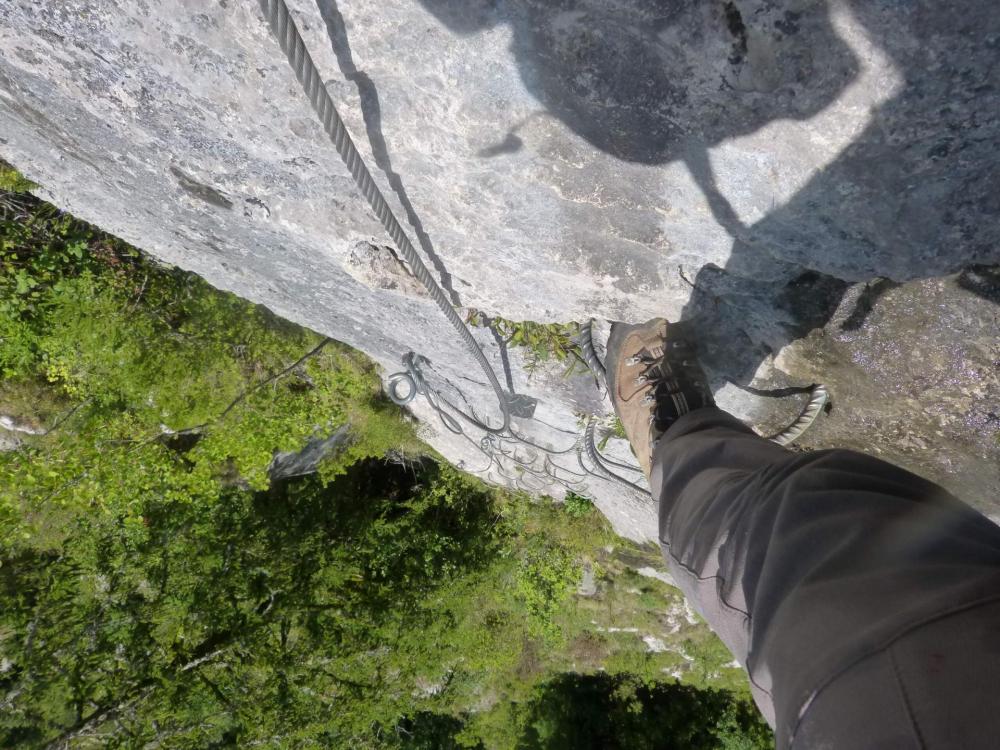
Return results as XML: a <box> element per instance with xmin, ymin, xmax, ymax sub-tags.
<box><xmin>256</xmin><ymin>0</ymin><xmax>826</xmax><ymax>500</ymax></box>
<box><xmin>257</xmin><ymin>0</ymin><xmax>509</xmax><ymax>434</ymax></box>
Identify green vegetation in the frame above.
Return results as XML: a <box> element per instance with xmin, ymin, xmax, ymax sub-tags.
<box><xmin>518</xmin><ymin>673</ymin><xmax>773</xmax><ymax>750</ymax></box>
<box><xmin>597</xmin><ymin>416</ymin><xmax>629</xmax><ymax>452</ymax></box>
<box><xmin>0</xmin><ymin>162</ymin><xmax>421</xmax><ymax>545</ymax></box>
<box><xmin>1</xmin><ymin>462</ymin><xmax>767</xmax><ymax>748</ymax></box>
<box><xmin>0</xmin><ymin>162</ymin><xmax>35</xmax><ymax>193</ymax></box>
<box><xmin>465</xmin><ymin>310</ymin><xmax>588</xmax><ymax>378</ymax></box>
<box><xmin>0</xmin><ymin>163</ymin><xmax>771</xmax><ymax>747</ymax></box>
<box><xmin>562</xmin><ymin>491</ymin><xmax>595</xmax><ymax>518</ymax></box>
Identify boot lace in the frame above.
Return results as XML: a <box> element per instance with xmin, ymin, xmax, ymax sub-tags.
<box><xmin>626</xmin><ymin>340</ymin><xmax>708</xmax><ymax>441</ymax></box>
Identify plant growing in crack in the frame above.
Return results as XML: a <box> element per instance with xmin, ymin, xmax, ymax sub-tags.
<box><xmin>465</xmin><ymin>309</ymin><xmax>590</xmax><ymax>379</ymax></box>
<box><xmin>0</xmin><ymin>161</ymin><xmax>36</xmax><ymax>194</ymax></box>
<box><xmin>597</xmin><ymin>416</ymin><xmax>628</xmax><ymax>452</ymax></box>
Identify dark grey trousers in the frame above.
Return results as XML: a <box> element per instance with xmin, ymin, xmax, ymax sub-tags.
<box><xmin>650</xmin><ymin>408</ymin><xmax>1000</xmax><ymax>749</ymax></box>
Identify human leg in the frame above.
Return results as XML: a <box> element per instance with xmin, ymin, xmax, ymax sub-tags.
<box><xmin>606</xmin><ymin>319</ymin><xmax>1000</xmax><ymax>747</ymax></box>
<box><xmin>651</xmin><ymin>409</ymin><xmax>1000</xmax><ymax>746</ymax></box>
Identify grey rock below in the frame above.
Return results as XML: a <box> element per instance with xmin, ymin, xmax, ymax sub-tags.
<box><xmin>0</xmin><ymin>414</ymin><xmax>45</xmax><ymax>452</ymax></box>
<box><xmin>268</xmin><ymin>425</ymin><xmax>352</xmax><ymax>481</ymax></box>
<box><xmin>0</xmin><ymin>415</ymin><xmax>44</xmax><ymax>435</ymax></box>
<box><xmin>577</xmin><ymin>563</ymin><xmax>598</xmax><ymax>598</ymax></box>
<box><xmin>1</xmin><ymin>0</ymin><xmax>997</xmax><ymax>542</ymax></box>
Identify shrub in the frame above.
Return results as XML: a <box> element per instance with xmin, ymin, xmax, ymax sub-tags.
<box><xmin>0</xmin><ymin>176</ymin><xmax>422</xmax><ymax>549</ymax></box>
<box><xmin>562</xmin><ymin>492</ymin><xmax>595</xmax><ymax>518</ymax></box>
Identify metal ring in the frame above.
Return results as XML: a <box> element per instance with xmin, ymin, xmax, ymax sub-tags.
<box><xmin>387</xmin><ymin>371</ymin><xmax>417</xmax><ymax>405</ymax></box>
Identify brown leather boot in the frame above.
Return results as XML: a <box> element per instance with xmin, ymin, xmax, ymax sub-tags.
<box><xmin>605</xmin><ymin>318</ymin><xmax>715</xmax><ymax>477</ymax></box>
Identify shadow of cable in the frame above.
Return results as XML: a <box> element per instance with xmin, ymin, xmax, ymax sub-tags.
<box><xmin>315</xmin><ymin>0</ymin><xmax>463</xmax><ymax>306</ymax></box>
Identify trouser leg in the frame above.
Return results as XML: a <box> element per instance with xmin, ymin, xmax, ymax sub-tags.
<box><xmin>649</xmin><ymin>408</ymin><xmax>1000</xmax><ymax>748</ymax></box>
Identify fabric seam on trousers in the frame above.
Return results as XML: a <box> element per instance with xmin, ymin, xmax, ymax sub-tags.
<box><xmin>662</xmin><ymin>542</ymin><xmax>773</xmax><ymax>701</ymax></box>
<box><xmin>788</xmin><ymin>593</ymin><xmax>1000</xmax><ymax>747</ymax></box>
<box><xmin>663</xmin><ymin>543</ymin><xmax>752</xmax><ymax>619</ymax></box>
<box><xmin>889</xmin><ymin>642</ymin><xmax>927</xmax><ymax>750</ymax></box>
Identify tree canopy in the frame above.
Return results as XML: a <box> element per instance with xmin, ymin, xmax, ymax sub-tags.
<box><xmin>0</xmin><ymin>163</ymin><xmax>771</xmax><ymax>748</ymax></box>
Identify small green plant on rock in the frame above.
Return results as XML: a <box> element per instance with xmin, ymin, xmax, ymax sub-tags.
<box><xmin>563</xmin><ymin>492</ymin><xmax>595</xmax><ymax>518</ymax></box>
<box><xmin>0</xmin><ymin>161</ymin><xmax>36</xmax><ymax>193</ymax></box>
<box><xmin>466</xmin><ymin>309</ymin><xmax>589</xmax><ymax>378</ymax></box>
<box><xmin>597</xmin><ymin>416</ymin><xmax>629</xmax><ymax>451</ymax></box>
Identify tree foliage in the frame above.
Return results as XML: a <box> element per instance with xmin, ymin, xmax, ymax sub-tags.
<box><xmin>1</xmin><ymin>461</ymin><xmax>504</xmax><ymax>747</ymax></box>
<box><xmin>0</xmin><ymin>164</ymin><xmax>772</xmax><ymax>748</ymax></box>
<box><xmin>517</xmin><ymin>673</ymin><xmax>772</xmax><ymax>750</ymax></box>
<box><xmin>0</xmin><ymin>169</ymin><xmax>420</xmax><ymax>548</ymax></box>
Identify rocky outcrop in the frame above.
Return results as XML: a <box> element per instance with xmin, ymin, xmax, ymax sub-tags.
<box><xmin>1</xmin><ymin>1</ymin><xmax>997</xmax><ymax>541</ymax></box>
<box><xmin>268</xmin><ymin>424</ymin><xmax>352</xmax><ymax>481</ymax></box>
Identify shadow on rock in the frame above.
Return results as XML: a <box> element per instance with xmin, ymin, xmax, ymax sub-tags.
<box><xmin>417</xmin><ymin>0</ymin><xmax>1000</xmax><ymax>385</ymax></box>
<box><xmin>417</xmin><ymin>0</ymin><xmax>857</xmax><ymax>165</ymax></box>
<box><xmin>316</xmin><ymin>0</ymin><xmax>463</xmax><ymax>306</ymax></box>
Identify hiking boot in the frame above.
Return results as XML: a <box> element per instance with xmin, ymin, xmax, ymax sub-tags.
<box><xmin>605</xmin><ymin>318</ymin><xmax>715</xmax><ymax>477</ymax></box>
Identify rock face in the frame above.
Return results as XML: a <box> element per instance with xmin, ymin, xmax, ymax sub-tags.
<box><xmin>1</xmin><ymin>0</ymin><xmax>997</xmax><ymax>541</ymax></box>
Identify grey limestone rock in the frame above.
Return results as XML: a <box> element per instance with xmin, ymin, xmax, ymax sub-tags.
<box><xmin>344</xmin><ymin>241</ymin><xmax>429</xmax><ymax>298</ymax></box>
<box><xmin>268</xmin><ymin>424</ymin><xmax>352</xmax><ymax>481</ymax></box>
<box><xmin>1</xmin><ymin>0</ymin><xmax>997</xmax><ymax>542</ymax></box>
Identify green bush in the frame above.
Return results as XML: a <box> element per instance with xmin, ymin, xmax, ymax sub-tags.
<box><xmin>0</xmin><ymin>171</ymin><xmax>771</xmax><ymax>749</ymax></box>
<box><xmin>562</xmin><ymin>492</ymin><xmax>595</xmax><ymax>518</ymax></box>
<box><xmin>465</xmin><ymin>310</ymin><xmax>588</xmax><ymax>377</ymax></box>
<box><xmin>514</xmin><ymin>535</ymin><xmax>579</xmax><ymax>641</ymax></box>
<box><xmin>0</xmin><ymin>161</ymin><xmax>36</xmax><ymax>193</ymax></box>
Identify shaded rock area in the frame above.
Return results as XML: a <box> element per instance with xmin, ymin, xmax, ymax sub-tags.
<box><xmin>0</xmin><ymin>414</ymin><xmax>45</xmax><ymax>451</ymax></box>
<box><xmin>1</xmin><ymin>0</ymin><xmax>997</xmax><ymax>541</ymax></box>
<box><xmin>771</xmin><ymin>275</ymin><xmax>1000</xmax><ymax>506</ymax></box>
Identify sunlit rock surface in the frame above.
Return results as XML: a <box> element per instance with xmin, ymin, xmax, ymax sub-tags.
<box><xmin>1</xmin><ymin>0</ymin><xmax>997</xmax><ymax>541</ymax></box>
